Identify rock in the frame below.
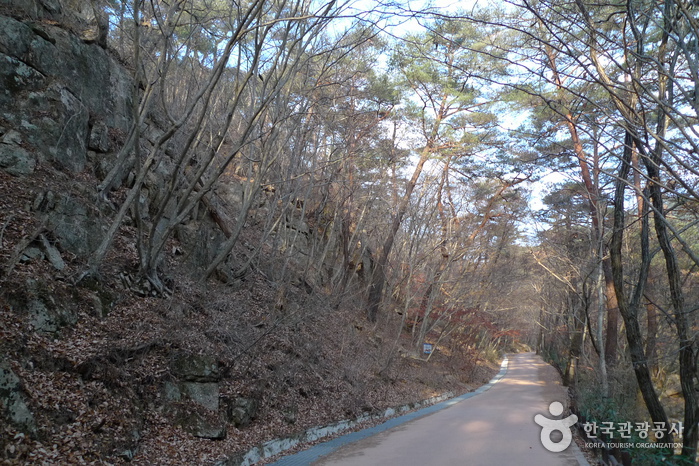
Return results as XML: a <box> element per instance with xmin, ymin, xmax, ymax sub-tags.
<box><xmin>0</xmin><ymin>142</ymin><xmax>36</xmax><ymax>176</ymax></box>
<box><xmin>118</xmin><ymin>449</ymin><xmax>136</xmax><ymax>462</ymax></box>
<box><xmin>0</xmin><ymin>53</ymin><xmax>45</xmax><ymax>106</ymax></box>
<box><xmin>174</xmin><ymin>408</ymin><xmax>227</xmax><ymax>440</ymax></box>
<box><xmin>48</xmin><ymin>194</ymin><xmax>104</xmax><ymax>257</ymax></box>
<box><xmin>171</xmin><ymin>353</ymin><xmax>220</xmax><ymax>383</ymax></box>
<box><xmin>166</xmin><ymin>354</ymin><xmax>221</xmax><ymax>411</ymax></box>
<box><xmin>283</xmin><ymin>405</ymin><xmax>298</xmax><ymax>425</ymax></box>
<box><xmin>225</xmin><ymin>397</ymin><xmax>259</xmax><ymax>428</ymax></box>
<box><xmin>39</xmin><ymin>234</ymin><xmax>65</xmax><ymax>270</ymax></box>
<box><xmin>0</xmin><ymin>0</ymin><xmax>60</xmax><ymax>20</ymax></box>
<box><xmin>2</xmin><ymin>129</ymin><xmax>23</xmax><ymax>145</ymax></box>
<box><xmin>14</xmin><ymin>279</ymin><xmax>78</xmax><ymax>333</ymax></box>
<box><xmin>0</xmin><ymin>18</ymin><xmax>35</xmax><ymax>65</ymax></box>
<box><xmin>20</xmin><ymin>246</ymin><xmax>44</xmax><ymax>262</ymax></box>
<box><xmin>32</xmin><ymin>189</ymin><xmax>56</xmax><ymax>212</ymax></box>
<box><xmin>0</xmin><ymin>359</ymin><xmax>36</xmax><ymax>435</ymax></box>
<box><xmin>187</xmin><ymin>415</ymin><xmax>227</xmax><ymax>440</ymax></box>
<box><xmin>0</xmin><ymin>13</ymin><xmax>135</xmax><ymax>180</ymax></box>
<box><xmin>88</xmin><ymin>120</ymin><xmax>110</xmax><ymax>152</ymax></box>
<box><xmin>180</xmin><ymin>382</ymin><xmax>219</xmax><ymax>411</ymax></box>
<box><xmin>163</xmin><ymin>381</ymin><xmax>181</xmax><ymax>403</ymax></box>
<box><xmin>27</xmin><ymin>299</ymin><xmax>58</xmax><ymax>333</ymax></box>
<box><xmin>30</xmin><ymin>85</ymin><xmax>90</xmax><ymax>172</ymax></box>
<box><xmin>1</xmin><ymin>81</ymin><xmax>90</xmax><ymax>173</ymax></box>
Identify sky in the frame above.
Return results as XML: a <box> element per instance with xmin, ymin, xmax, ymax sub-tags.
<box><xmin>327</xmin><ymin>0</ymin><xmax>568</xmax><ymax>242</ymax></box>
<box><xmin>325</xmin><ymin>0</ymin><xmax>573</xmax><ymax>245</ymax></box>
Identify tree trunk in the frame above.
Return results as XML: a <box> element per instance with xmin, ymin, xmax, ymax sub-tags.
<box><xmin>609</xmin><ymin>132</ymin><xmax>672</xmax><ymax>443</ymax></box>
<box><xmin>643</xmin><ymin>144</ymin><xmax>697</xmax><ymax>458</ymax></box>
<box><xmin>645</xmin><ymin>302</ymin><xmax>658</xmax><ymax>375</ymax></box>
<box><xmin>367</xmin><ymin>147</ymin><xmax>432</xmax><ymax>322</ymax></box>
<box><xmin>543</xmin><ymin>42</ymin><xmax>619</xmax><ymax>366</ymax></box>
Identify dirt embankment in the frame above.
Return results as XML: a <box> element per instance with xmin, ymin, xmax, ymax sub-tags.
<box><xmin>1</xmin><ymin>168</ymin><xmax>498</xmax><ymax>464</ymax></box>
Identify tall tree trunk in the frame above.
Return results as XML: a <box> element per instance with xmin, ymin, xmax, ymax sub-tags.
<box><xmin>596</xmin><ymin>257</ymin><xmax>609</xmax><ymax>397</ymax></box>
<box><xmin>609</xmin><ymin>132</ymin><xmax>672</xmax><ymax>443</ymax></box>
<box><xmin>642</xmin><ymin>129</ymin><xmax>698</xmax><ymax>458</ymax></box>
<box><xmin>564</xmin><ymin>294</ymin><xmax>585</xmax><ymax>389</ymax></box>
<box><xmin>645</xmin><ymin>302</ymin><xmax>658</xmax><ymax>375</ymax></box>
<box><xmin>367</xmin><ymin>145</ymin><xmax>432</xmax><ymax>322</ymax></box>
<box><xmin>543</xmin><ymin>42</ymin><xmax>619</xmax><ymax>366</ymax></box>
<box><xmin>367</xmin><ymin>86</ymin><xmax>449</xmax><ymax>321</ymax></box>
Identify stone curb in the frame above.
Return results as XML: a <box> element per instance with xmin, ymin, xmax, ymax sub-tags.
<box><xmin>218</xmin><ymin>356</ymin><xmax>509</xmax><ymax>466</ymax></box>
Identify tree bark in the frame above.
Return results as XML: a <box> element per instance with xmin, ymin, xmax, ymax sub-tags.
<box><xmin>643</xmin><ymin>138</ymin><xmax>697</xmax><ymax>458</ymax></box>
<box><xmin>609</xmin><ymin>132</ymin><xmax>672</xmax><ymax>442</ymax></box>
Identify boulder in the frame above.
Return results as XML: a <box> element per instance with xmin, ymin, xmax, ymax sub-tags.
<box><xmin>170</xmin><ymin>353</ymin><xmax>220</xmax><ymax>383</ymax></box>
<box><xmin>13</xmin><ymin>279</ymin><xmax>78</xmax><ymax>333</ymax></box>
<box><xmin>20</xmin><ymin>246</ymin><xmax>44</xmax><ymax>263</ymax></box>
<box><xmin>39</xmin><ymin>234</ymin><xmax>65</xmax><ymax>270</ymax></box>
<box><xmin>0</xmin><ymin>140</ymin><xmax>35</xmax><ymax>176</ymax></box>
<box><xmin>47</xmin><ymin>194</ymin><xmax>104</xmax><ymax>257</ymax></box>
<box><xmin>27</xmin><ymin>298</ymin><xmax>59</xmax><ymax>333</ymax></box>
<box><xmin>181</xmin><ymin>382</ymin><xmax>219</xmax><ymax>411</ymax></box>
<box><xmin>176</xmin><ymin>409</ymin><xmax>227</xmax><ymax>440</ymax></box>
<box><xmin>163</xmin><ymin>380</ymin><xmax>219</xmax><ymax>411</ymax></box>
<box><xmin>283</xmin><ymin>405</ymin><xmax>298</xmax><ymax>425</ymax></box>
<box><xmin>88</xmin><ymin>120</ymin><xmax>111</xmax><ymax>153</ymax></box>
<box><xmin>225</xmin><ymin>397</ymin><xmax>259</xmax><ymax>428</ymax></box>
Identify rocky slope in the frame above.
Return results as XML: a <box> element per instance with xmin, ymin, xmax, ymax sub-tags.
<box><xmin>0</xmin><ymin>2</ymin><xmax>498</xmax><ymax>464</ymax></box>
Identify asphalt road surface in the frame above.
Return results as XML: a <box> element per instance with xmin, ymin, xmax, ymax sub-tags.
<box><xmin>313</xmin><ymin>352</ymin><xmax>587</xmax><ymax>466</ymax></box>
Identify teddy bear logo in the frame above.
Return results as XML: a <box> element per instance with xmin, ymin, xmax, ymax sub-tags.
<box><xmin>534</xmin><ymin>401</ymin><xmax>578</xmax><ymax>452</ymax></box>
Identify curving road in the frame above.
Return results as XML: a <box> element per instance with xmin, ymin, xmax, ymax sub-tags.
<box><xmin>312</xmin><ymin>352</ymin><xmax>587</xmax><ymax>466</ymax></box>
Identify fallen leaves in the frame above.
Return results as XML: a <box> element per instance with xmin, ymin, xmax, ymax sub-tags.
<box><xmin>0</xmin><ymin>169</ymin><xmax>496</xmax><ymax>465</ymax></box>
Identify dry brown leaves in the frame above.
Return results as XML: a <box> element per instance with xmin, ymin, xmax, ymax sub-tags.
<box><xmin>1</xmin><ymin>169</ymin><xmax>496</xmax><ymax>465</ymax></box>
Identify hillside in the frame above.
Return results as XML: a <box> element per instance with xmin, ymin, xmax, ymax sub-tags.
<box><xmin>0</xmin><ymin>2</ymin><xmax>503</xmax><ymax>464</ymax></box>
<box><xmin>0</xmin><ymin>121</ymin><xmax>498</xmax><ymax>465</ymax></box>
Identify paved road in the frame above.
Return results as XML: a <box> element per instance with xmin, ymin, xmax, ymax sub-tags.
<box><xmin>312</xmin><ymin>352</ymin><xmax>586</xmax><ymax>466</ymax></box>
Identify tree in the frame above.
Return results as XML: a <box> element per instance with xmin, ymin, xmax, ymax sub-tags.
<box><xmin>497</xmin><ymin>0</ymin><xmax>699</xmax><ymax>456</ymax></box>
<box><xmin>367</xmin><ymin>12</ymin><xmax>507</xmax><ymax>322</ymax></box>
<box><xmin>88</xmin><ymin>0</ymin><xmax>353</xmax><ymax>291</ymax></box>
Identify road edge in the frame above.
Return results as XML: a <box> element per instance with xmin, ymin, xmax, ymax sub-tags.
<box><xmin>265</xmin><ymin>355</ymin><xmax>510</xmax><ymax>466</ymax></box>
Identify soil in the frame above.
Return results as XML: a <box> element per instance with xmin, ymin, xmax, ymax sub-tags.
<box><xmin>0</xmin><ymin>168</ymin><xmax>500</xmax><ymax>465</ymax></box>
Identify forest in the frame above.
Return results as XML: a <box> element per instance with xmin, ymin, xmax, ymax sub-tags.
<box><xmin>0</xmin><ymin>0</ymin><xmax>698</xmax><ymax>464</ymax></box>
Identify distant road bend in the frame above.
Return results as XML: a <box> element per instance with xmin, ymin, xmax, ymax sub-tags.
<box><xmin>275</xmin><ymin>352</ymin><xmax>589</xmax><ymax>466</ymax></box>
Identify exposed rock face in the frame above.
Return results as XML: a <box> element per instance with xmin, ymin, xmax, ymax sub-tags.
<box><xmin>225</xmin><ymin>397</ymin><xmax>259</xmax><ymax>428</ymax></box>
<box><xmin>46</xmin><ymin>193</ymin><xmax>106</xmax><ymax>257</ymax></box>
<box><xmin>165</xmin><ymin>353</ymin><xmax>227</xmax><ymax>439</ymax></box>
<box><xmin>1</xmin><ymin>0</ymin><xmax>109</xmax><ymax>48</ymax></box>
<box><xmin>0</xmin><ymin>128</ymin><xmax>35</xmax><ymax>175</ymax></box>
<box><xmin>0</xmin><ymin>2</ymin><xmax>342</xmax><ymax>456</ymax></box>
<box><xmin>165</xmin><ymin>381</ymin><xmax>220</xmax><ymax>412</ymax></box>
<box><xmin>0</xmin><ymin>359</ymin><xmax>36</xmax><ymax>435</ymax></box>
<box><xmin>0</xmin><ymin>12</ymin><xmax>132</xmax><ymax>176</ymax></box>
<box><xmin>171</xmin><ymin>353</ymin><xmax>221</xmax><ymax>383</ymax></box>
<box><xmin>175</xmin><ymin>409</ymin><xmax>227</xmax><ymax>440</ymax></box>
<box><xmin>0</xmin><ymin>3</ymin><xmax>134</xmax><ymax>268</ymax></box>
<box><xmin>10</xmin><ymin>278</ymin><xmax>78</xmax><ymax>333</ymax></box>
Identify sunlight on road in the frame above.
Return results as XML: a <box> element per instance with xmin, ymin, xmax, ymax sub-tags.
<box><xmin>314</xmin><ymin>353</ymin><xmax>586</xmax><ymax>466</ymax></box>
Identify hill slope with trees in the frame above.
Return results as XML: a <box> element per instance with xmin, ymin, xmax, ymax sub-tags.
<box><xmin>1</xmin><ymin>0</ymin><xmax>698</xmax><ymax>464</ymax></box>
